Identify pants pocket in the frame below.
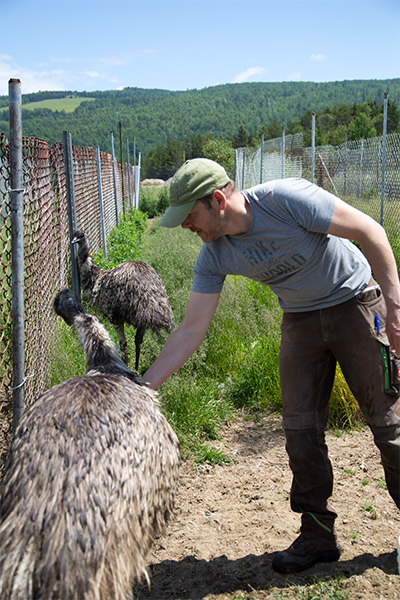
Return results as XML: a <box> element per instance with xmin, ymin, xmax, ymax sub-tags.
<box><xmin>379</xmin><ymin>341</ymin><xmax>400</xmax><ymax>397</ymax></box>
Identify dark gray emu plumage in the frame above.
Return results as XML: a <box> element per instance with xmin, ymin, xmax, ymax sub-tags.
<box><xmin>71</xmin><ymin>229</ymin><xmax>174</xmax><ymax>370</ymax></box>
<box><xmin>0</xmin><ymin>289</ymin><xmax>180</xmax><ymax>600</ymax></box>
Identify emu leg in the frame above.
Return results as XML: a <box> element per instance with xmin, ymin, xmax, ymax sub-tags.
<box><xmin>114</xmin><ymin>323</ymin><xmax>128</xmax><ymax>364</ymax></box>
<box><xmin>135</xmin><ymin>325</ymin><xmax>145</xmax><ymax>371</ymax></box>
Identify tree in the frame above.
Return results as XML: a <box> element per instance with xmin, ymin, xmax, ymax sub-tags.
<box><xmin>373</xmin><ymin>100</ymin><xmax>400</xmax><ymax>135</ymax></box>
<box><xmin>266</xmin><ymin>119</ymin><xmax>283</xmax><ymax>140</ymax></box>
<box><xmin>329</xmin><ymin>124</ymin><xmax>347</xmax><ymax>146</ymax></box>
<box><xmin>203</xmin><ymin>138</ymin><xmax>235</xmax><ymax>176</ymax></box>
<box><xmin>348</xmin><ymin>113</ymin><xmax>377</xmax><ymax>141</ymax></box>
<box><xmin>185</xmin><ymin>133</ymin><xmax>206</xmax><ymax>159</ymax></box>
<box><xmin>233</xmin><ymin>125</ymin><xmax>248</xmax><ymax>148</ymax></box>
<box><xmin>387</xmin><ymin>100</ymin><xmax>400</xmax><ymax>133</ymax></box>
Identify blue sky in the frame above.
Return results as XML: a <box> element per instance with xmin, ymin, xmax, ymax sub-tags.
<box><xmin>0</xmin><ymin>0</ymin><xmax>399</xmax><ymax>96</ymax></box>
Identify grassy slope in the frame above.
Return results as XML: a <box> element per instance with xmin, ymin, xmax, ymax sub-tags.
<box><xmin>22</xmin><ymin>97</ymin><xmax>96</xmax><ymax>112</ymax></box>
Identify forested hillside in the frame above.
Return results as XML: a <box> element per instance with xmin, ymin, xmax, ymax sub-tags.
<box><xmin>0</xmin><ymin>79</ymin><xmax>399</xmax><ymax>161</ymax></box>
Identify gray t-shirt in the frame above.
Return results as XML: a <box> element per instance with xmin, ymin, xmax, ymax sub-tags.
<box><xmin>192</xmin><ymin>177</ymin><xmax>372</xmax><ymax>312</ymax></box>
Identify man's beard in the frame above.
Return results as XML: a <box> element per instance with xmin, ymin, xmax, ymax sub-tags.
<box><xmin>203</xmin><ymin>208</ymin><xmax>228</xmax><ymax>243</ymax></box>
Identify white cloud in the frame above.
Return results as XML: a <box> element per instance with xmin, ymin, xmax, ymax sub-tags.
<box><xmin>83</xmin><ymin>71</ymin><xmax>103</xmax><ymax>79</ymax></box>
<box><xmin>0</xmin><ymin>56</ymin><xmax>69</xmax><ymax>95</ymax></box>
<box><xmin>232</xmin><ymin>66</ymin><xmax>267</xmax><ymax>84</ymax></box>
<box><xmin>310</xmin><ymin>53</ymin><xmax>327</xmax><ymax>62</ymax></box>
<box><xmin>287</xmin><ymin>71</ymin><xmax>302</xmax><ymax>81</ymax></box>
<box><xmin>99</xmin><ymin>57</ymin><xmax>129</xmax><ymax>67</ymax></box>
<box><xmin>99</xmin><ymin>50</ymin><xmax>157</xmax><ymax>67</ymax></box>
<box><xmin>49</xmin><ymin>56</ymin><xmax>73</xmax><ymax>64</ymax></box>
<box><xmin>0</xmin><ymin>55</ymin><xmax>119</xmax><ymax>95</ymax></box>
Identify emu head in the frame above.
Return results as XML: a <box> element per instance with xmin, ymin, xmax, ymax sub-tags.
<box><xmin>54</xmin><ymin>288</ymin><xmax>86</xmax><ymax>326</ymax></box>
<box><xmin>71</xmin><ymin>230</ymin><xmax>90</xmax><ymax>260</ymax></box>
<box><xmin>54</xmin><ymin>289</ymin><xmax>144</xmax><ymax>383</ymax></box>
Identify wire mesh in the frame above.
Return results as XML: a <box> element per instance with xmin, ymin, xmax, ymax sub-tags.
<box><xmin>0</xmin><ymin>133</ymin><xmax>13</xmax><ymax>451</ymax></box>
<box><xmin>236</xmin><ymin>132</ymin><xmax>400</xmax><ymax>245</ymax></box>
<box><xmin>22</xmin><ymin>137</ymin><xmax>61</xmax><ymax>412</ymax></box>
<box><xmin>0</xmin><ymin>135</ymin><xmax>134</xmax><ymax>461</ymax></box>
<box><xmin>235</xmin><ymin>133</ymin><xmax>304</xmax><ymax>188</ymax></box>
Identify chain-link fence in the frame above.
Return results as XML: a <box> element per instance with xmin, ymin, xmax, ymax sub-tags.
<box><xmin>235</xmin><ymin>133</ymin><xmax>304</xmax><ymax>189</ymax></box>
<box><xmin>235</xmin><ymin>132</ymin><xmax>400</xmax><ymax>244</ymax></box>
<box><xmin>0</xmin><ymin>132</ymin><xmax>135</xmax><ymax>457</ymax></box>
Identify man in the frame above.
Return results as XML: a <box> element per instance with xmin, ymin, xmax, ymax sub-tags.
<box><xmin>143</xmin><ymin>157</ymin><xmax>400</xmax><ymax>574</ymax></box>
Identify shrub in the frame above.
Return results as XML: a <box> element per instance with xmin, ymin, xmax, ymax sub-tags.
<box><xmin>139</xmin><ymin>185</ymin><xmax>169</xmax><ymax>218</ymax></box>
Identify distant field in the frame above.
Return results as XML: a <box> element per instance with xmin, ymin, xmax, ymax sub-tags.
<box><xmin>22</xmin><ymin>96</ymin><xmax>96</xmax><ymax>113</ymax></box>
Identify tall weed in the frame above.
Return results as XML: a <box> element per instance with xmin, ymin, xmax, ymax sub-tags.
<box><xmin>94</xmin><ymin>209</ymin><xmax>147</xmax><ymax>268</ymax></box>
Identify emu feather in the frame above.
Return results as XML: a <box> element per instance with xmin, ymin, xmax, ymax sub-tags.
<box><xmin>0</xmin><ymin>289</ymin><xmax>180</xmax><ymax>600</ymax></box>
<box><xmin>71</xmin><ymin>230</ymin><xmax>174</xmax><ymax>369</ymax></box>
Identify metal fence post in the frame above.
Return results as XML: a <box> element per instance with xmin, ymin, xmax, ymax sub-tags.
<box><xmin>281</xmin><ymin>127</ymin><xmax>285</xmax><ymax>178</ymax></box>
<box><xmin>96</xmin><ymin>146</ymin><xmax>107</xmax><ymax>259</ymax></box>
<box><xmin>359</xmin><ymin>139</ymin><xmax>364</xmax><ymax>198</ymax></box>
<box><xmin>380</xmin><ymin>92</ymin><xmax>388</xmax><ymax>227</ymax></box>
<box><xmin>119</xmin><ymin>122</ymin><xmax>125</xmax><ymax>213</ymax></box>
<box><xmin>136</xmin><ymin>152</ymin><xmax>142</xmax><ymax>209</ymax></box>
<box><xmin>311</xmin><ymin>114</ymin><xmax>315</xmax><ymax>183</ymax></box>
<box><xmin>62</xmin><ymin>130</ymin><xmax>80</xmax><ymax>297</ymax></box>
<box><xmin>133</xmin><ymin>166</ymin><xmax>139</xmax><ymax>209</ymax></box>
<box><xmin>110</xmin><ymin>131</ymin><xmax>119</xmax><ymax>225</ymax></box>
<box><xmin>241</xmin><ymin>149</ymin><xmax>245</xmax><ymax>189</ymax></box>
<box><xmin>260</xmin><ymin>133</ymin><xmax>264</xmax><ymax>184</ymax></box>
<box><xmin>126</xmin><ymin>139</ymin><xmax>132</xmax><ymax>208</ymax></box>
<box><xmin>344</xmin><ymin>130</ymin><xmax>348</xmax><ymax>195</ymax></box>
<box><xmin>9</xmin><ymin>78</ymin><xmax>25</xmax><ymax>430</ymax></box>
<box><xmin>234</xmin><ymin>148</ymin><xmax>238</xmax><ymax>187</ymax></box>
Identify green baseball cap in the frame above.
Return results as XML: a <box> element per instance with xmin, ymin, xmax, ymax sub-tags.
<box><xmin>159</xmin><ymin>158</ymin><xmax>230</xmax><ymax>228</ymax></box>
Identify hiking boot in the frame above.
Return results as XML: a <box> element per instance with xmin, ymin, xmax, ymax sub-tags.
<box><xmin>272</xmin><ymin>533</ymin><xmax>342</xmax><ymax>574</ymax></box>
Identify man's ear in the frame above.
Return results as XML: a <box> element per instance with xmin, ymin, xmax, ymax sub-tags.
<box><xmin>213</xmin><ymin>189</ymin><xmax>227</xmax><ymax>210</ymax></box>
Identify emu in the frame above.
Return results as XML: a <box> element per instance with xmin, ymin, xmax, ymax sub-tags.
<box><xmin>71</xmin><ymin>229</ymin><xmax>174</xmax><ymax>370</ymax></box>
<box><xmin>0</xmin><ymin>288</ymin><xmax>180</xmax><ymax>600</ymax></box>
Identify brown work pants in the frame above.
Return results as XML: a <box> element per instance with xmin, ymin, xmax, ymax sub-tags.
<box><xmin>279</xmin><ymin>286</ymin><xmax>400</xmax><ymax>540</ymax></box>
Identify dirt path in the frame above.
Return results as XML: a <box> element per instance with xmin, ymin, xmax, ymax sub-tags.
<box><xmin>135</xmin><ymin>414</ymin><xmax>400</xmax><ymax>600</ymax></box>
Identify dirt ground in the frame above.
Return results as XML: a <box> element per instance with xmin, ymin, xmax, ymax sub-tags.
<box><xmin>1</xmin><ymin>408</ymin><xmax>399</xmax><ymax>599</ymax></box>
<box><xmin>135</xmin><ymin>413</ymin><xmax>400</xmax><ymax>600</ymax></box>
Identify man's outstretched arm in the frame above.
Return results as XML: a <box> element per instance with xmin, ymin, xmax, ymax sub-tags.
<box><xmin>143</xmin><ymin>291</ymin><xmax>221</xmax><ymax>389</ymax></box>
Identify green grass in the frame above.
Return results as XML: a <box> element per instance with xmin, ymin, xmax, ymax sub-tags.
<box><xmin>376</xmin><ymin>477</ymin><xmax>387</xmax><ymax>489</ymax></box>
<box><xmin>222</xmin><ymin>575</ymin><xmax>350</xmax><ymax>599</ymax></box>
<box><xmin>343</xmin><ymin>468</ymin><xmax>356</xmax><ymax>475</ymax></box>
<box><xmin>49</xmin><ymin>319</ymin><xmax>86</xmax><ymax>387</ymax></box>
<box><xmin>93</xmin><ymin>209</ymin><xmax>148</xmax><ymax>268</ymax></box>
<box><xmin>361</xmin><ymin>502</ymin><xmax>375</xmax><ymax>514</ymax></box>
<box><xmin>22</xmin><ymin>96</ymin><xmax>96</xmax><ymax>113</ymax></box>
<box><xmin>269</xmin><ymin>576</ymin><xmax>350</xmax><ymax>599</ymax></box>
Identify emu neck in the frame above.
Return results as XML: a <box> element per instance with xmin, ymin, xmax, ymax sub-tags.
<box><xmin>79</xmin><ymin>256</ymin><xmax>101</xmax><ymax>300</ymax></box>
